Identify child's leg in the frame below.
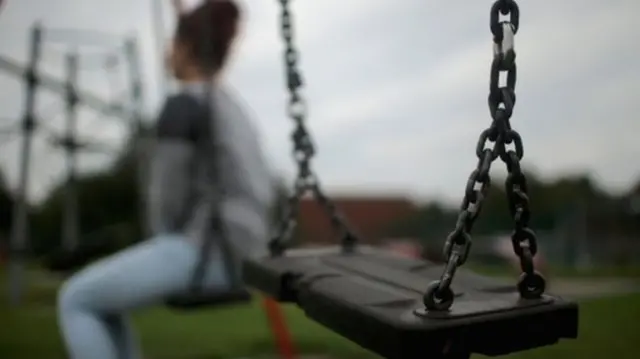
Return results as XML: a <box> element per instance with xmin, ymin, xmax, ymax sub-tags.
<box><xmin>103</xmin><ymin>314</ymin><xmax>140</xmax><ymax>359</ymax></box>
<box><xmin>57</xmin><ymin>234</ymin><xmax>228</xmax><ymax>359</ymax></box>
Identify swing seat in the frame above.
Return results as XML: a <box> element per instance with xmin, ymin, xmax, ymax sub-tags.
<box><xmin>243</xmin><ymin>246</ymin><xmax>578</xmax><ymax>359</ymax></box>
<box><xmin>165</xmin><ymin>287</ymin><xmax>252</xmax><ymax>310</ymax></box>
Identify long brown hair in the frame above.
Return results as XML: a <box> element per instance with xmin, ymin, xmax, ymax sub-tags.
<box><xmin>175</xmin><ymin>0</ymin><xmax>241</xmax><ymax>73</ymax></box>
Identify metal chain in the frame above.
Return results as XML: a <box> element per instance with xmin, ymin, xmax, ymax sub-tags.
<box><xmin>423</xmin><ymin>0</ymin><xmax>545</xmax><ymax>311</ymax></box>
<box><xmin>268</xmin><ymin>0</ymin><xmax>358</xmax><ymax>257</ymax></box>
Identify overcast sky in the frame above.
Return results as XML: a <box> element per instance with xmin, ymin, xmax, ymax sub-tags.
<box><xmin>0</xmin><ymin>0</ymin><xmax>639</xmax><ymax>205</ymax></box>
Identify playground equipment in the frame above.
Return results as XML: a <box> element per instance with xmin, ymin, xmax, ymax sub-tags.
<box><xmin>242</xmin><ymin>1</ymin><xmax>579</xmax><ymax>359</ymax></box>
<box><xmin>0</xmin><ymin>23</ymin><xmax>142</xmax><ymax>304</ymax></box>
<box><xmin>2</xmin><ymin>3</ymin><xmax>298</xmax><ymax>357</ymax></box>
<box><xmin>1</xmin><ymin>1</ymin><xmax>579</xmax><ymax>358</ymax></box>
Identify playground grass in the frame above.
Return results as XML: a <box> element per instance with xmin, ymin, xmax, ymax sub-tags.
<box><xmin>1</xmin><ymin>268</ymin><xmax>640</xmax><ymax>359</ymax></box>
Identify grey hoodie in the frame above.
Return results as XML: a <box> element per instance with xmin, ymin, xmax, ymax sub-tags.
<box><xmin>147</xmin><ymin>82</ymin><xmax>274</xmax><ymax>260</ymax></box>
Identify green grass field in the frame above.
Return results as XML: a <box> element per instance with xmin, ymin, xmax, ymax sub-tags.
<box><xmin>2</xmin><ymin>268</ymin><xmax>640</xmax><ymax>359</ymax></box>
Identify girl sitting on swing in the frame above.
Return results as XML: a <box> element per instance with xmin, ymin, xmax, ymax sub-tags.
<box><xmin>57</xmin><ymin>1</ymin><xmax>274</xmax><ymax>358</ymax></box>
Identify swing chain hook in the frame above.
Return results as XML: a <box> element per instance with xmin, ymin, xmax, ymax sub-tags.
<box><xmin>424</xmin><ymin>0</ymin><xmax>545</xmax><ymax>312</ymax></box>
<box><xmin>269</xmin><ymin>0</ymin><xmax>358</xmax><ymax>257</ymax></box>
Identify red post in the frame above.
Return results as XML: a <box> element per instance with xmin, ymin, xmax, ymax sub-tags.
<box><xmin>262</xmin><ymin>296</ymin><xmax>298</xmax><ymax>359</ymax></box>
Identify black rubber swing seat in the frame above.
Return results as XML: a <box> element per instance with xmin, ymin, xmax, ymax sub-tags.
<box><xmin>243</xmin><ymin>246</ymin><xmax>578</xmax><ymax>359</ymax></box>
<box><xmin>165</xmin><ymin>287</ymin><xmax>252</xmax><ymax>310</ymax></box>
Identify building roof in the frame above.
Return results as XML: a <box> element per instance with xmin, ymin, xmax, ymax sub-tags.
<box><xmin>297</xmin><ymin>195</ymin><xmax>419</xmax><ymax>245</ymax></box>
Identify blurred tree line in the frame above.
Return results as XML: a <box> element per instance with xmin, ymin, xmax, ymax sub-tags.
<box><xmin>0</xmin><ymin>135</ymin><xmax>638</xmax><ymax>260</ymax></box>
<box><xmin>387</xmin><ymin>173</ymin><xmax>604</xmax><ymax>238</ymax></box>
<box><xmin>384</xmin><ymin>171</ymin><xmax>640</xmax><ymax>264</ymax></box>
<box><xmin>0</xmin><ymin>135</ymin><xmax>142</xmax><ymax>258</ymax></box>
<box><xmin>0</xmin><ymin>172</ymin><xmax>12</xmax><ymax>239</ymax></box>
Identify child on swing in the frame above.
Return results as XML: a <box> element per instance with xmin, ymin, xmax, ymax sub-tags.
<box><xmin>57</xmin><ymin>1</ymin><xmax>274</xmax><ymax>358</ymax></box>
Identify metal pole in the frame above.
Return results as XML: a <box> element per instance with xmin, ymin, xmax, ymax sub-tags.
<box><xmin>8</xmin><ymin>22</ymin><xmax>42</xmax><ymax>306</ymax></box>
<box><xmin>124</xmin><ymin>38</ymin><xmax>148</xmax><ymax>238</ymax></box>
<box><xmin>61</xmin><ymin>52</ymin><xmax>80</xmax><ymax>252</ymax></box>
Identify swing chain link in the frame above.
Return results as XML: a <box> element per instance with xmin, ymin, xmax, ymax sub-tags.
<box><xmin>424</xmin><ymin>0</ymin><xmax>545</xmax><ymax>311</ymax></box>
<box><xmin>488</xmin><ymin>0</ymin><xmax>545</xmax><ymax>299</ymax></box>
<box><xmin>269</xmin><ymin>0</ymin><xmax>358</xmax><ymax>256</ymax></box>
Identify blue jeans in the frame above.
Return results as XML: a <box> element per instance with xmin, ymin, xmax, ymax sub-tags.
<box><xmin>57</xmin><ymin>234</ymin><xmax>229</xmax><ymax>359</ymax></box>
